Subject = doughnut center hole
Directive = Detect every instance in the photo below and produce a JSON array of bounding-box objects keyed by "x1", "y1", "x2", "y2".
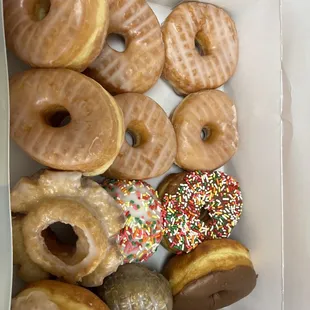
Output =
[
  {"x1": 201, "y1": 126, "x2": 212, "y2": 141},
  {"x1": 29, "y1": 0, "x2": 51, "y2": 21},
  {"x1": 107, "y1": 33, "x2": 126, "y2": 52},
  {"x1": 126, "y1": 121, "x2": 150, "y2": 148},
  {"x1": 42, "y1": 223, "x2": 78, "y2": 263},
  {"x1": 195, "y1": 39, "x2": 205, "y2": 56},
  {"x1": 42, "y1": 105, "x2": 71, "y2": 128},
  {"x1": 200, "y1": 208, "x2": 211, "y2": 224}
]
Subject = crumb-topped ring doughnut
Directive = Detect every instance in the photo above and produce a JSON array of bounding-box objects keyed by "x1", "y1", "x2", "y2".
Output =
[
  {"x1": 103, "y1": 179, "x2": 163, "y2": 263},
  {"x1": 158, "y1": 171, "x2": 243, "y2": 253}
]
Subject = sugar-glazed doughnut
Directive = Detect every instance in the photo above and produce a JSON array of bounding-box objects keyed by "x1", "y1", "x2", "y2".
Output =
[
  {"x1": 157, "y1": 171, "x2": 243, "y2": 254},
  {"x1": 172, "y1": 90, "x2": 238, "y2": 171},
  {"x1": 105, "y1": 93, "x2": 176, "y2": 179},
  {"x1": 85, "y1": 0, "x2": 165, "y2": 94},
  {"x1": 11, "y1": 170, "x2": 125, "y2": 284},
  {"x1": 162, "y1": 2, "x2": 238, "y2": 95},
  {"x1": 10, "y1": 69, "x2": 124, "y2": 176},
  {"x1": 4, "y1": 0, "x2": 109, "y2": 71}
]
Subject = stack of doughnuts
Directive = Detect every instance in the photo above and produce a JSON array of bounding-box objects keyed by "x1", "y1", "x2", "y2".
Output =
[{"x1": 5, "y1": 0, "x2": 257, "y2": 309}]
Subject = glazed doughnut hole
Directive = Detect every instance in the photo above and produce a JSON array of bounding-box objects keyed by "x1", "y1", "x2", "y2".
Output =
[
  {"x1": 201, "y1": 126, "x2": 212, "y2": 141},
  {"x1": 107, "y1": 33, "x2": 126, "y2": 52},
  {"x1": 125, "y1": 121, "x2": 150, "y2": 148},
  {"x1": 199, "y1": 208, "x2": 211, "y2": 224},
  {"x1": 42, "y1": 105, "x2": 71, "y2": 128},
  {"x1": 26, "y1": 0, "x2": 51, "y2": 21}
]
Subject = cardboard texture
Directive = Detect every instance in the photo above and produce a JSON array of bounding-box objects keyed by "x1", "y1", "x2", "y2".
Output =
[{"x1": 0, "y1": 0, "x2": 298, "y2": 309}]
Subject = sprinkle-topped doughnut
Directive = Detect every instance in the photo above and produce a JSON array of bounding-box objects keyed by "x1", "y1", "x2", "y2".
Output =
[
  {"x1": 103, "y1": 179, "x2": 163, "y2": 263},
  {"x1": 157, "y1": 171, "x2": 243, "y2": 254}
]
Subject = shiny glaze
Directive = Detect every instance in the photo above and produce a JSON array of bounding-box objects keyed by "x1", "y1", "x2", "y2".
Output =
[
  {"x1": 10, "y1": 69, "x2": 124, "y2": 175},
  {"x1": 162, "y1": 2, "x2": 239, "y2": 94},
  {"x1": 4, "y1": 0, "x2": 108, "y2": 71},
  {"x1": 172, "y1": 90, "x2": 238, "y2": 171},
  {"x1": 86, "y1": 0, "x2": 165, "y2": 94},
  {"x1": 105, "y1": 93, "x2": 176, "y2": 179}
]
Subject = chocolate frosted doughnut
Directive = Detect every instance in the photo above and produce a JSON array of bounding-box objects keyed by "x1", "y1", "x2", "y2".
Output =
[{"x1": 163, "y1": 239, "x2": 257, "y2": 310}]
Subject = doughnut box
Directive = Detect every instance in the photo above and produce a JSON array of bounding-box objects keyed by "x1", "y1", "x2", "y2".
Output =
[{"x1": 0, "y1": 0, "x2": 307, "y2": 309}]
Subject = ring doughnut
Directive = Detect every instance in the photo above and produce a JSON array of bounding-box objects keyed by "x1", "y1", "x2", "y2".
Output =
[
  {"x1": 157, "y1": 171, "x2": 243, "y2": 253},
  {"x1": 102, "y1": 179, "x2": 163, "y2": 263},
  {"x1": 4, "y1": 0, "x2": 109, "y2": 71},
  {"x1": 85, "y1": 0, "x2": 165, "y2": 94},
  {"x1": 162, "y1": 2, "x2": 238, "y2": 95},
  {"x1": 172, "y1": 90, "x2": 238, "y2": 171},
  {"x1": 12, "y1": 280, "x2": 110, "y2": 310},
  {"x1": 163, "y1": 239, "x2": 257, "y2": 310},
  {"x1": 10, "y1": 69, "x2": 124, "y2": 176},
  {"x1": 11, "y1": 170, "x2": 125, "y2": 284},
  {"x1": 105, "y1": 93, "x2": 176, "y2": 179}
]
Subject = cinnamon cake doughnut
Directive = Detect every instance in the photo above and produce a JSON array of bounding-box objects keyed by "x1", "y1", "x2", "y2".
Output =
[
  {"x1": 105, "y1": 93, "x2": 176, "y2": 179},
  {"x1": 162, "y1": 2, "x2": 239, "y2": 95},
  {"x1": 4, "y1": 0, "x2": 109, "y2": 71},
  {"x1": 10, "y1": 69, "x2": 124, "y2": 176},
  {"x1": 172, "y1": 90, "x2": 238, "y2": 171},
  {"x1": 85, "y1": 0, "x2": 165, "y2": 94}
]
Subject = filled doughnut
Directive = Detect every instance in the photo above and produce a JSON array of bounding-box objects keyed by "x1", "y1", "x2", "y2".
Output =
[
  {"x1": 99, "y1": 264, "x2": 173, "y2": 310},
  {"x1": 163, "y1": 239, "x2": 257, "y2": 310},
  {"x1": 12, "y1": 280, "x2": 109, "y2": 310},
  {"x1": 172, "y1": 90, "x2": 238, "y2": 171},
  {"x1": 4, "y1": 0, "x2": 109, "y2": 71},
  {"x1": 162, "y1": 2, "x2": 239, "y2": 95},
  {"x1": 10, "y1": 69, "x2": 124, "y2": 176},
  {"x1": 11, "y1": 170, "x2": 125, "y2": 284},
  {"x1": 105, "y1": 93, "x2": 176, "y2": 179},
  {"x1": 85, "y1": 0, "x2": 165, "y2": 94},
  {"x1": 102, "y1": 179, "x2": 163, "y2": 263},
  {"x1": 157, "y1": 171, "x2": 243, "y2": 253}
]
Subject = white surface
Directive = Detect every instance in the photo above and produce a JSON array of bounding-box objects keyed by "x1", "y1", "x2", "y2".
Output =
[{"x1": 6, "y1": 1, "x2": 284, "y2": 310}]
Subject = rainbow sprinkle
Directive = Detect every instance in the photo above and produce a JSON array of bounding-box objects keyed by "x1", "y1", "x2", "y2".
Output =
[
  {"x1": 102, "y1": 179, "x2": 163, "y2": 263},
  {"x1": 162, "y1": 171, "x2": 243, "y2": 254}
]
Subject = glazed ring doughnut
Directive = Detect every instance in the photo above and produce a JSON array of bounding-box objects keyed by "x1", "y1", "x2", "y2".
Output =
[
  {"x1": 105, "y1": 93, "x2": 176, "y2": 179},
  {"x1": 85, "y1": 0, "x2": 165, "y2": 94},
  {"x1": 4, "y1": 0, "x2": 109, "y2": 71},
  {"x1": 163, "y1": 239, "x2": 257, "y2": 310},
  {"x1": 157, "y1": 171, "x2": 243, "y2": 254},
  {"x1": 10, "y1": 69, "x2": 124, "y2": 176},
  {"x1": 11, "y1": 170, "x2": 125, "y2": 285},
  {"x1": 12, "y1": 280, "x2": 110, "y2": 310},
  {"x1": 162, "y1": 2, "x2": 238, "y2": 95},
  {"x1": 172, "y1": 90, "x2": 238, "y2": 171}
]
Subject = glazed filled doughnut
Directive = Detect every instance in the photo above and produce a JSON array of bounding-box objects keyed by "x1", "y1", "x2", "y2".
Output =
[
  {"x1": 102, "y1": 179, "x2": 163, "y2": 263},
  {"x1": 163, "y1": 239, "x2": 257, "y2": 310},
  {"x1": 172, "y1": 90, "x2": 238, "y2": 171},
  {"x1": 105, "y1": 93, "x2": 176, "y2": 179},
  {"x1": 12, "y1": 280, "x2": 110, "y2": 310},
  {"x1": 85, "y1": 0, "x2": 165, "y2": 94},
  {"x1": 157, "y1": 171, "x2": 243, "y2": 253},
  {"x1": 162, "y1": 2, "x2": 238, "y2": 95},
  {"x1": 10, "y1": 69, "x2": 124, "y2": 176},
  {"x1": 99, "y1": 264, "x2": 173, "y2": 310},
  {"x1": 11, "y1": 170, "x2": 125, "y2": 284},
  {"x1": 4, "y1": 0, "x2": 109, "y2": 71}
]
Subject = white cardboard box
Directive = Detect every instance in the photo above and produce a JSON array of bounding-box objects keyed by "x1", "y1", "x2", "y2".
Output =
[{"x1": 0, "y1": 0, "x2": 293, "y2": 309}]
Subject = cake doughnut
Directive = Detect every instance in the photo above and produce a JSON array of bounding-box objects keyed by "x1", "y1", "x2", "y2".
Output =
[
  {"x1": 105, "y1": 93, "x2": 177, "y2": 179},
  {"x1": 11, "y1": 170, "x2": 125, "y2": 284},
  {"x1": 85, "y1": 0, "x2": 165, "y2": 94},
  {"x1": 157, "y1": 171, "x2": 243, "y2": 253},
  {"x1": 4, "y1": 0, "x2": 109, "y2": 71},
  {"x1": 162, "y1": 2, "x2": 239, "y2": 95},
  {"x1": 12, "y1": 280, "x2": 110, "y2": 310},
  {"x1": 163, "y1": 239, "x2": 257, "y2": 310},
  {"x1": 102, "y1": 179, "x2": 163, "y2": 263},
  {"x1": 172, "y1": 90, "x2": 238, "y2": 171},
  {"x1": 99, "y1": 264, "x2": 173, "y2": 310},
  {"x1": 10, "y1": 69, "x2": 124, "y2": 176}
]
